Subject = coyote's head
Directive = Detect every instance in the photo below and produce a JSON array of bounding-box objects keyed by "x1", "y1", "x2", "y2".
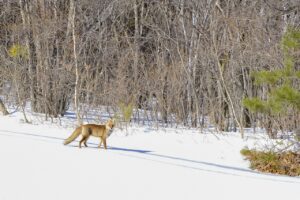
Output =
[{"x1": 106, "y1": 118, "x2": 115, "y2": 130}]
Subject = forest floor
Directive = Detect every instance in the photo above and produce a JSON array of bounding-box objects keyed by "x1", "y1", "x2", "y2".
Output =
[{"x1": 0, "y1": 109, "x2": 299, "y2": 200}]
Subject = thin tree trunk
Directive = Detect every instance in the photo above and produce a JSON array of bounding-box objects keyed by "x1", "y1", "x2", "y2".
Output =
[
  {"x1": 133, "y1": 0, "x2": 139, "y2": 86},
  {"x1": 217, "y1": 59, "x2": 244, "y2": 138},
  {"x1": 69, "y1": 0, "x2": 81, "y2": 125},
  {"x1": 0, "y1": 98, "x2": 9, "y2": 115},
  {"x1": 19, "y1": 0, "x2": 37, "y2": 112}
]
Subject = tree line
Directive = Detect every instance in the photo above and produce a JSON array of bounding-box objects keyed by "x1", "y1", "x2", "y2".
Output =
[{"x1": 0, "y1": 0, "x2": 299, "y2": 137}]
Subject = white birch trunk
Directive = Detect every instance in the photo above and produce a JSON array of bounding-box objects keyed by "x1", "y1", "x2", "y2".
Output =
[{"x1": 69, "y1": 0, "x2": 81, "y2": 125}]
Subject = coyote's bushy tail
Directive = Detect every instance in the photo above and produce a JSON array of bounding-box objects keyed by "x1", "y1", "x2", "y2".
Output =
[{"x1": 64, "y1": 127, "x2": 82, "y2": 145}]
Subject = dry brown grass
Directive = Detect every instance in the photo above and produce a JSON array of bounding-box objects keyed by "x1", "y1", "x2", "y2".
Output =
[{"x1": 241, "y1": 149, "x2": 300, "y2": 176}]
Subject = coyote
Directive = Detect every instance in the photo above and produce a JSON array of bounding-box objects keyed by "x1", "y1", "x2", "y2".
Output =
[{"x1": 64, "y1": 119, "x2": 115, "y2": 149}]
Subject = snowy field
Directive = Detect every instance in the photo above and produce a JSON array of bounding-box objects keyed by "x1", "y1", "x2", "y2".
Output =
[{"x1": 0, "y1": 110, "x2": 300, "y2": 200}]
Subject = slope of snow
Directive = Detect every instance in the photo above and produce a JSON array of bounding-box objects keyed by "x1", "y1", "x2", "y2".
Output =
[{"x1": 0, "y1": 111, "x2": 299, "y2": 200}]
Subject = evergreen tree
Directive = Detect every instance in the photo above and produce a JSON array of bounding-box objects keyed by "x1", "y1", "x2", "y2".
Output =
[{"x1": 243, "y1": 27, "x2": 300, "y2": 138}]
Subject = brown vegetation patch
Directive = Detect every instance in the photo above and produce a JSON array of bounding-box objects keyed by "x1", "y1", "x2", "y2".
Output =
[{"x1": 241, "y1": 149, "x2": 300, "y2": 176}]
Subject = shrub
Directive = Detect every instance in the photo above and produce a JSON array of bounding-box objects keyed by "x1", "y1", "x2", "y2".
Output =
[
  {"x1": 118, "y1": 102, "x2": 134, "y2": 133},
  {"x1": 119, "y1": 102, "x2": 133, "y2": 123},
  {"x1": 8, "y1": 44, "x2": 29, "y2": 59},
  {"x1": 241, "y1": 149, "x2": 300, "y2": 176}
]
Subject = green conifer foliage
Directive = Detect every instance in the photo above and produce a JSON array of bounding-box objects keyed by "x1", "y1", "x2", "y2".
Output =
[{"x1": 243, "y1": 27, "x2": 300, "y2": 130}]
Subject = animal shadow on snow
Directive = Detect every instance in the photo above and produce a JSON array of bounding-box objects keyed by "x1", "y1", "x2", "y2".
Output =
[{"x1": 70, "y1": 143, "x2": 151, "y2": 154}]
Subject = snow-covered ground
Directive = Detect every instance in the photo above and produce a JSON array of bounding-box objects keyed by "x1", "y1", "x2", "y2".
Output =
[{"x1": 0, "y1": 110, "x2": 299, "y2": 200}]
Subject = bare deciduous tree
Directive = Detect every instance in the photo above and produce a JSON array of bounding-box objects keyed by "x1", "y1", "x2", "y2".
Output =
[{"x1": 0, "y1": 0, "x2": 299, "y2": 136}]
